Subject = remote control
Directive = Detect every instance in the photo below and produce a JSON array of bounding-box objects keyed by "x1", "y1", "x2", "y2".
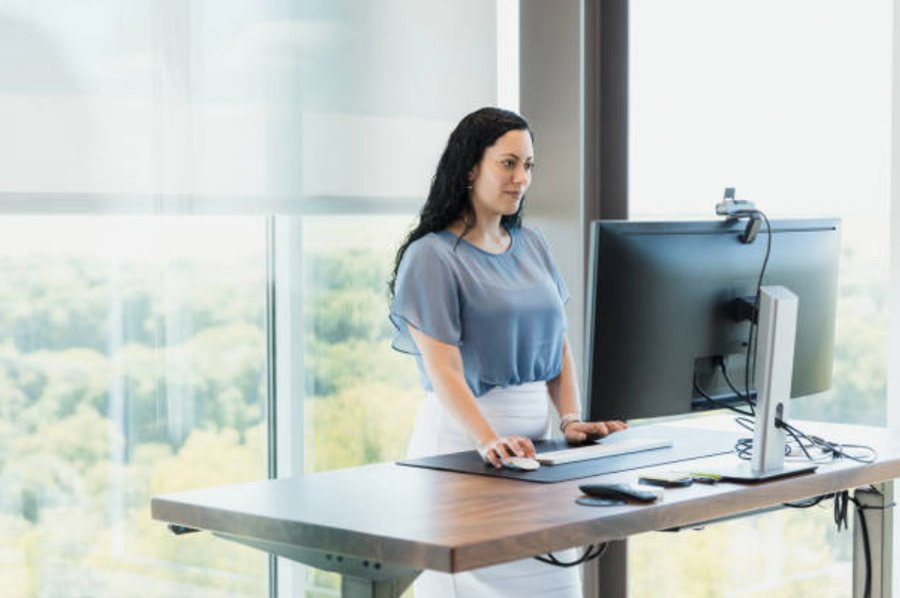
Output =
[{"x1": 579, "y1": 483, "x2": 659, "y2": 503}]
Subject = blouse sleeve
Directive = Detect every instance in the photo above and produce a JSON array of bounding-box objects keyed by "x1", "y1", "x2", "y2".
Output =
[
  {"x1": 390, "y1": 239, "x2": 462, "y2": 354},
  {"x1": 532, "y1": 227, "x2": 571, "y2": 304}
]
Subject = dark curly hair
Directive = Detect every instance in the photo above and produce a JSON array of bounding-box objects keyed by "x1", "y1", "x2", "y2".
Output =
[{"x1": 389, "y1": 107, "x2": 532, "y2": 298}]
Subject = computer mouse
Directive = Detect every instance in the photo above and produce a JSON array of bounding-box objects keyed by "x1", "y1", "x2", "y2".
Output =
[{"x1": 500, "y1": 456, "x2": 540, "y2": 471}]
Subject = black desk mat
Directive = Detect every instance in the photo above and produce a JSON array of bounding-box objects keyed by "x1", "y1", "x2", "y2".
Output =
[{"x1": 397, "y1": 425, "x2": 741, "y2": 483}]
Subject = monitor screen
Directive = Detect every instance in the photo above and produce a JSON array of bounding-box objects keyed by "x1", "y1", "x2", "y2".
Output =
[{"x1": 585, "y1": 218, "x2": 841, "y2": 422}]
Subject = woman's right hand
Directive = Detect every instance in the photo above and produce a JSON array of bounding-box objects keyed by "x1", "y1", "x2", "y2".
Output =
[
  {"x1": 476, "y1": 435, "x2": 536, "y2": 468},
  {"x1": 563, "y1": 419, "x2": 629, "y2": 444}
]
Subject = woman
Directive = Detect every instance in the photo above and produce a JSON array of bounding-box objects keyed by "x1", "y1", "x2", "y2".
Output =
[{"x1": 389, "y1": 107, "x2": 627, "y2": 598}]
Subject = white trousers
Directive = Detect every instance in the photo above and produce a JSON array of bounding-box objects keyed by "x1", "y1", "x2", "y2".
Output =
[{"x1": 405, "y1": 382, "x2": 583, "y2": 598}]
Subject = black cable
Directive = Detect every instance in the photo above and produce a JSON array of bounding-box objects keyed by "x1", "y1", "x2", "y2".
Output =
[
  {"x1": 693, "y1": 374, "x2": 753, "y2": 417},
  {"x1": 783, "y1": 493, "x2": 833, "y2": 509},
  {"x1": 742, "y1": 210, "x2": 772, "y2": 405},
  {"x1": 719, "y1": 359, "x2": 753, "y2": 414},
  {"x1": 732, "y1": 416, "x2": 755, "y2": 459},
  {"x1": 821, "y1": 441, "x2": 878, "y2": 463},
  {"x1": 849, "y1": 486, "x2": 896, "y2": 598},
  {"x1": 697, "y1": 208, "x2": 769, "y2": 420},
  {"x1": 783, "y1": 488, "x2": 895, "y2": 598},
  {"x1": 857, "y1": 501, "x2": 872, "y2": 598},
  {"x1": 734, "y1": 416, "x2": 755, "y2": 432},
  {"x1": 734, "y1": 438, "x2": 753, "y2": 460},
  {"x1": 780, "y1": 420, "x2": 814, "y2": 461},
  {"x1": 835, "y1": 490, "x2": 850, "y2": 531},
  {"x1": 730, "y1": 416, "x2": 877, "y2": 465},
  {"x1": 779, "y1": 421, "x2": 877, "y2": 464},
  {"x1": 843, "y1": 490, "x2": 872, "y2": 598},
  {"x1": 792, "y1": 487, "x2": 896, "y2": 598},
  {"x1": 534, "y1": 543, "x2": 607, "y2": 567},
  {"x1": 534, "y1": 543, "x2": 605, "y2": 567}
]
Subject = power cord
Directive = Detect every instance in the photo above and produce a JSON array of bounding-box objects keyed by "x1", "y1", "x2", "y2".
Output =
[
  {"x1": 741, "y1": 208, "x2": 772, "y2": 405},
  {"x1": 778, "y1": 420, "x2": 877, "y2": 464},
  {"x1": 719, "y1": 358, "x2": 754, "y2": 415},
  {"x1": 729, "y1": 416, "x2": 877, "y2": 464},
  {"x1": 534, "y1": 543, "x2": 608, "y2": 567},
  {"x1": 785, "y1": 487, "x2": 894, "y2": 598},
  {"x1": 846, "y1": 488, "x2": 896, "y2": 598},
  {"x1": 693, "y1": 372, "x2": 753, "y2": 417},
  {"x1": 698, "y1": 198, "x2": 771, "y2": 419},
  {"x1": 694, "y1": 376, "x2": 878, "y2": 465}
]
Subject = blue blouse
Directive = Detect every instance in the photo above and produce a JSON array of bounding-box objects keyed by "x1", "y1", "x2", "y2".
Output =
[{"x1": 390, "y1": 226, "x2": 570, "y2": 397}]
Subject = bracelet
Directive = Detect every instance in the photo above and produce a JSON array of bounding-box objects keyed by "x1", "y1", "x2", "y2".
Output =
[{"x1": 559, "y1": 413, "x2": 582, "y2": 434}]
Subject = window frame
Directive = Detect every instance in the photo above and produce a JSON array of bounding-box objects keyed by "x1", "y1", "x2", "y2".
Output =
[{"x1": 587, "y1": 1, "x2": 900, "y2": 596}]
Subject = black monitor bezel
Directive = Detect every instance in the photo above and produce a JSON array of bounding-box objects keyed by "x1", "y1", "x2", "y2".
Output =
[{"x1": 584, "y1": 218, "x2": 841, "y2": 422}]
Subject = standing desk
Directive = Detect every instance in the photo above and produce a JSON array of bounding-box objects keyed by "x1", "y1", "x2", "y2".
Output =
[{"x1": 152, "y1": 421, "x2": 899, "y2": 598}]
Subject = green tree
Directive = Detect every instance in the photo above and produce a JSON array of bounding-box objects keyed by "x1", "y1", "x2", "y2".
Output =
[{"x1": 306, "y1": 382, "x2": 422, "y2": 472}]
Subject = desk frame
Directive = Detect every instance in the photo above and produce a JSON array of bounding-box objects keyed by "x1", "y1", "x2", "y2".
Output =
[{"x1": 152, "y1": 423, "x2": 899, "y2": 598}]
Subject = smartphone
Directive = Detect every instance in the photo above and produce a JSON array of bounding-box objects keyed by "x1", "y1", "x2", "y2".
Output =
[{"x1": 638, "y1": 472, "x2": 693, "y2": 488}]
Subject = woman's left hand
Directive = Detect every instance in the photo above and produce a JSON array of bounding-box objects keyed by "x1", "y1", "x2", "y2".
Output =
[{"x1": 563, "y1": 420, "x2": 628, "y2": 444}]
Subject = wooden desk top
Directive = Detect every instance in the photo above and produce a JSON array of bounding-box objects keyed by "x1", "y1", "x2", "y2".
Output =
[{"x1": 151, "y1": 420, "x2": 900, "y2": 574}]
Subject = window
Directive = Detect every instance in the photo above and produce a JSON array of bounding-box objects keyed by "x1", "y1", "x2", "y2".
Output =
[
  {"x1": 0, "y1": 216, "x2": 268, "y2": 596},
  {"x1": 1, "y1": 1, "x2": 513, "y2": 596},
  {"x1": 627, "y1": 1, "x2": 891, "y2": 594},
  {"x1": 301, "y1": 215, "x2": 421, "y2": 475}
]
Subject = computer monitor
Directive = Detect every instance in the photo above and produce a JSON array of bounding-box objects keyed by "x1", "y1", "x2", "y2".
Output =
[{"x1": 584, "y1": 218, "x2": 840, "y2": 425}]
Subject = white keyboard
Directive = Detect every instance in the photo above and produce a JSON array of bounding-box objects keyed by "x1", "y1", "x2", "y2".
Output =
[{"x1": 535, "y1": 437, "x2": 673, "y2": 466}]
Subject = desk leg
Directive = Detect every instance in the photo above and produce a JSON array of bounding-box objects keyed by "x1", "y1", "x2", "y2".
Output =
[
  {"x1": 342, "y1": 574, "x2": 418, "y2": 598},
  {"x1": 853, "y1": 483, "x2": 894, "y2": 598},
  {"x1": 589, "y1": 539, "x2": 626, "y2": 598}
]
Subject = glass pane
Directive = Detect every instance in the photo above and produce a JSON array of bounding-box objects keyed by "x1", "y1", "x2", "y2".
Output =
[
  {"x1": 288, "y1": 1, "x2": 505, "y2": 595},
  {"x1": 0, "y1": 216, "x2": 268, "y2": 596},
  {"x1": 302, "y1": 215, "x2": 421, "y2": 474},
  {"x1": 628, "y1": 1, "x2": 890, "y2": 595},
  {"x1": 629, "y1": 0, "x2": 891, "y2": 423},
  {"x1": 630, "y1": 506, "x2": 853, "y2": 598}
]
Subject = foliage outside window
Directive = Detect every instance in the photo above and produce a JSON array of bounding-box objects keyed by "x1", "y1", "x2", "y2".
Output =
[{"x1": 0, "y1": 218, "x2": 268, "y2": 596}]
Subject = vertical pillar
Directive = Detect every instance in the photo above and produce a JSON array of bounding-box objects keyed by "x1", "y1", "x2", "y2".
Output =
[{"x1": 521, "y1": 1, "x2": 629, "y2": 596}]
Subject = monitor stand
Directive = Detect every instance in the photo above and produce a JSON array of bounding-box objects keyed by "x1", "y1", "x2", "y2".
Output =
[
  {"x1": 713, "y1": 460, "x2": 818, "y2": 483},
  {"x1": 722, "y1": 286, "x2": 818, "y2": 483}
]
